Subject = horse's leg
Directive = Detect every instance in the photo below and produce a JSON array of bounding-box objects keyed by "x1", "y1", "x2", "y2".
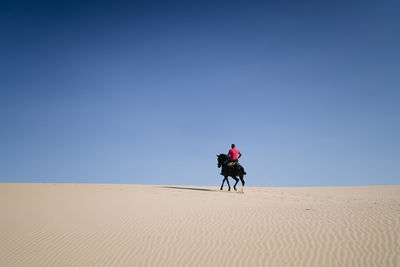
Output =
[
  {"x1": 233, "y1": 177, "x2": 239, "y2": 191},
  {"x1": 239, "y1": 174, "x2": 245, "y2": 192},
  {"x1": 220, "y1": 177, "x2": 226, "y2": 190},
  {"x1": 226, "y1": 176, "x2": 231, "y2": 191}
]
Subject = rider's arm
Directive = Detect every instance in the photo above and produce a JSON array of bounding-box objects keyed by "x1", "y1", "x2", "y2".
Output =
[{"x1": 238, "y1": 152, "x2": 242, "y2": 159}]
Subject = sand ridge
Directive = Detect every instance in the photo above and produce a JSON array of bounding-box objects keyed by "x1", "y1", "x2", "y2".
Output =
[{"x1": 0, "y1": 183, "x2": 399, "y2": 266}]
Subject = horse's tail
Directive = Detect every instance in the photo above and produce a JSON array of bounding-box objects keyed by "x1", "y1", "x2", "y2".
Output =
[{"x1": 240, "y1": 166, "x2": 246, "y2": 175}]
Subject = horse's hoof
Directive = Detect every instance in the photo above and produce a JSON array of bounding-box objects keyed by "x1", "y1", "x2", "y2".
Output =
[
  {"x1": 228, "y1": 188, "x2": 231, "y2": 191},
  {"x1": 234, "y1": 188, "x2": 237, "y2": 191}
]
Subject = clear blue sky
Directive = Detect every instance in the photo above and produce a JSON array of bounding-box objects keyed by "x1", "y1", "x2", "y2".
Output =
[{"x1": 1, "y1": 0, "x2": 399, "y2": 186}]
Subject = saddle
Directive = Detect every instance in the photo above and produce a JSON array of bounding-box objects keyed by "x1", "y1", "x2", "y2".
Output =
[{"x1": 227, "y1": 161, "x2": 238, "y2": 167}]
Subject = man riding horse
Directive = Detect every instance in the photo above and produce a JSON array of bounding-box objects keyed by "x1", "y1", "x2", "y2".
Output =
[
  {"x1": 217, "y1": 144, "x2": 246, "y2": 192},
  {"x1": 221, "y1": 144, "x2": 242, "y2": 175}
]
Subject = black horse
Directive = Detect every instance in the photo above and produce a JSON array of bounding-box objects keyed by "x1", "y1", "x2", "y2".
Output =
[{"x1": 217, "y1": 154, "x2": 246, "y2": 192}]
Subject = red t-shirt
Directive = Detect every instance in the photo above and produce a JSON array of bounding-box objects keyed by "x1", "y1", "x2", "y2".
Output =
[{"x1": 228, "y1": 148, "x2": 240, "y2": 160}]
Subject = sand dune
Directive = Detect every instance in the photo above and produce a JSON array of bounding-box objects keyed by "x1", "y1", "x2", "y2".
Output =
[{"x1": 0, "y1": 183, "x2": 399, "y2": 266}]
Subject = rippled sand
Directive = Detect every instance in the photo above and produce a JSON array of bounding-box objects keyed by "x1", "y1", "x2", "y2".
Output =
[{"x1": 0, "y1": 183, "x2": 399, "y2": 266}]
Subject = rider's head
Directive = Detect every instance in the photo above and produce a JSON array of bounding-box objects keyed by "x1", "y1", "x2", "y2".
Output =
[{"x1": 231, "y1": 144, "x2": 235, "y2": 148}]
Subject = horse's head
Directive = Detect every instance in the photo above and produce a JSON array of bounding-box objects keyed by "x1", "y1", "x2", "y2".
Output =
[{"x1": 217, "y1": 154, "x2": 228, "y2": 168}]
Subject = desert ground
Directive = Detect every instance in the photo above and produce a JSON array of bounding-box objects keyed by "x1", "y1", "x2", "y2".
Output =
[{"x1": 0, "y1": 183, "x2": 399, "y2": 266}]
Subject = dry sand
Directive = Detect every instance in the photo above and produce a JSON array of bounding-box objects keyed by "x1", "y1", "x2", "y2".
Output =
[{"x1": 0, "y1": 183, "x2": 399, "y2": 266}]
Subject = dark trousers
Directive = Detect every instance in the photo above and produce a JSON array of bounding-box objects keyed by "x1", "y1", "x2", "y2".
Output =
[{"x1": 221, "y1": 159, "x2": 238, "y2": 175}]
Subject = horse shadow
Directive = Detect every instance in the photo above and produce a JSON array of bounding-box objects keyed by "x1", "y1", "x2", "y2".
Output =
[{"x1": 161, "y1": 186, "x2": 215, "y2": 192}]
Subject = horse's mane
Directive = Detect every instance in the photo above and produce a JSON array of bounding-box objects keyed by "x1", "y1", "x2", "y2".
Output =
[{"x1": 218, "y1": 154, "x2": 228, "y2": 160}]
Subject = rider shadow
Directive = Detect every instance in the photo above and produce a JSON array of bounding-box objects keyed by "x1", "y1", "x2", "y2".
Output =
[{"x1": 161, "y1": 186, "x2": 215, "y2": 192}]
